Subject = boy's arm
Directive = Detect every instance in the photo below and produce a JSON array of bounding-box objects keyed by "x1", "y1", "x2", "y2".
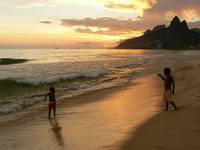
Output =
[
  {"x1": 44, "y1": 93, "x2": 49, "y2": 102},
  {"x1": 158, "y1": 73, "x2": 165, "y2": 81},
  {"x1": 172, "y1": 77, "x2": 175, "y2": 94}
]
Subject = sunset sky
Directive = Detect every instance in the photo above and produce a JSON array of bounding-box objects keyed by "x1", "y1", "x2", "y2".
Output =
[{"x1": 0, "y1": 0, "x2": 199, "y2": 49}]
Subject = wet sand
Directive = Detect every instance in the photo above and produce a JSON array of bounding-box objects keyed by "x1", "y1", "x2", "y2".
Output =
[{"x1": 0, "y1": 75, "x2": 162, "y2": 150}]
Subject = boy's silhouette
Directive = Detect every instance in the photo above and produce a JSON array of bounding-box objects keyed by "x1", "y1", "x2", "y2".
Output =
[
  {"x1": 44, "y1": 87, "x2": 57, "y2": 118},
  {"x1": 158, "y1": 68, "x2": 178, "y2": 111}
]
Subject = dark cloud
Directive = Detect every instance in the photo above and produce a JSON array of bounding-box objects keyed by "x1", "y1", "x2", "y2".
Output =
[
  {"x1": 146, "y1": 0, "x2": 200, "y2": 14},
  {"x1": 61, "y1": 17, "x2": 144, "y2": 32},
  {"x1": 61, "y1": 16, "x2": 170, "y2": 35},
  {"x1": 61, "y1": 16, "x2": 200, "y2": 36},
  {"x1": 137, "y1": 0, "x2": 200, "y2": 30},
  {"x1": 141, "y1": 0, "x2": 200, "y2": 22},
  {"x1": 104, "y1": 0, "x2": 200, "y2": 17},
  {"x1": 40, "y1": 21, "x2": 52, "y2": 24},
  {"x1": 104, "y1": 0, "x2": 200, "y2": 29}
]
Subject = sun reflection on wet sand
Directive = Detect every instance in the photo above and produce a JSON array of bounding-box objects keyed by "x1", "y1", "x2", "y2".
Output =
[{"x1": 0, "y1": 75, "x2": 162, "y2": 150}]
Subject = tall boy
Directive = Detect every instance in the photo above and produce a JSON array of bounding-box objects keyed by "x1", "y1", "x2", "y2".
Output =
[{"x1": 158, "y1": 68, "x2": 178, "y2": 111}]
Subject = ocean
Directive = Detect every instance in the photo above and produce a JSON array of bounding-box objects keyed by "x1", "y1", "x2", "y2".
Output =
[
  {"x1": 1, "y1": 49, "x2": 200, "y2": 150},
  {"x1": 0, "y1": 49, "x2": 197, "y2": 114}
]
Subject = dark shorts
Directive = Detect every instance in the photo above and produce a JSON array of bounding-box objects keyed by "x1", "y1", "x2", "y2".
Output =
[{"x1": 49, "y1": 101, "x2": 56, "y2": 109}]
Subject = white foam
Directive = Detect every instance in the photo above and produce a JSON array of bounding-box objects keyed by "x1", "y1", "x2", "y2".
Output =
[
  {"x1": 0, "y1": 77, "x2": 129, "y2": 114},
  {"x1": 0, "y1": 103, "x2": 22, "y2": 114},
  {"x1": 15, "y1": 69, "x2": 107, "y2": 85},
  {"x1": 0, "y1": 97, "x2": 42, "y2": 114}
]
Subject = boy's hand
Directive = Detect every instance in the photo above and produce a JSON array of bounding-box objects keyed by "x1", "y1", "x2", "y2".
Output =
[
  {"x1": 172, "y1": 90, "x2": 175, "y2": 95},
  {"x1": 157, "y1": 73, "x2": 162, "y2": 77}
]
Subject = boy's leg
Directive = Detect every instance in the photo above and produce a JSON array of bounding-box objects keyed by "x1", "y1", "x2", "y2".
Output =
[
  {"x1": 53, "y1": 106, "x2": 56, "y2": 116},
  {"x1": 166, "y1": 102, "x2": 169, "y2": 111},
  {"x1": 49, "y1": 108, "x2": 52, "y2": 118},
  {"x1": 170, "y1": 101, "x2": 177, "y2": 111}
]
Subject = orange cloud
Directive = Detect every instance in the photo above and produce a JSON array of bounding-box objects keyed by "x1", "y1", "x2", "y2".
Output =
[
  {"x1": 61, "y1": 17, "x2": 145, "y2": 32},
  {"x1": 103, "y1": 0, "x2": 157, "y2": 15}
]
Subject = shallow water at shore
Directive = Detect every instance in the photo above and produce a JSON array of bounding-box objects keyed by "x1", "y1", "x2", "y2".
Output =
[
  {"x1": 0, "y1": 49, "x2": 160, "y2": 114},
  {"x1": 0, "y1": 75, "x2": 161, "y2": 150}
]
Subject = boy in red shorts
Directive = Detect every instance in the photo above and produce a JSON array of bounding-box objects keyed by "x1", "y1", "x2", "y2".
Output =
[{"x1": 44, "y1": 87, "x2": 56, "y2": 118}]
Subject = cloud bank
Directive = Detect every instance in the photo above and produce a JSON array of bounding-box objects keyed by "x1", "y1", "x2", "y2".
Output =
[{"x1": 60, "y1": 0, "x2": 200, "y2": 36}]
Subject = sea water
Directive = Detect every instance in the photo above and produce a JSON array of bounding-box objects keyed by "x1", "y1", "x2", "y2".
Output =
[
  {"x1": 1, "y1": 49, "x2": 200, "y2": 150},
  {"x1": 0, "y1": 49, "x2": 195, "y2": 114}
]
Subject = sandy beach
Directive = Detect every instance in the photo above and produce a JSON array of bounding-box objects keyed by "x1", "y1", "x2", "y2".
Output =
[
  {"x1": 121, "y1": 53, "x2": 200, "y2": 150},
  {"x1": 0, "y1": 51, "x2": 200, "y2": 150}
]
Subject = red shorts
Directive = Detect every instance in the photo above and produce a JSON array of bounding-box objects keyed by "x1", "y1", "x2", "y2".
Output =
[{"x1": 48, "y1": 102, "x2": 56, "y2": 109}]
